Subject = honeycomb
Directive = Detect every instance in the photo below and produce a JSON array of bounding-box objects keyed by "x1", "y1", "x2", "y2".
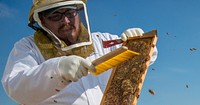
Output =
[{"x1": 100, "y1": 30, "x2": 158, "y2": 105}]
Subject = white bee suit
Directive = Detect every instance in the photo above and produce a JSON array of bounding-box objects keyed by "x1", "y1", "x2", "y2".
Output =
[{"x1": 2, "y1": 32, "x2": 158, "y2": 105}]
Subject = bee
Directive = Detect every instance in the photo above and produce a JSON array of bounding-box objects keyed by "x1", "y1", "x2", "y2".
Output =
[
  {"x1": 148, "y1": 89, "x2": 155, "y2": 95},
  {"x1": 190, "y1": 48, "x2": 197, "y2": 51},
  {"x1": 53, "y1": 100, "x2": 58, "y2": 103},
  {"x1": 186, "y1": 85, "x2": 189, "y2": 88}
]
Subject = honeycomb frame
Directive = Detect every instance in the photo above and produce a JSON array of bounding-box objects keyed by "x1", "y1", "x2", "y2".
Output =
[{"x1": 100, "y1": 30, "x2": 158, "y2": 105}]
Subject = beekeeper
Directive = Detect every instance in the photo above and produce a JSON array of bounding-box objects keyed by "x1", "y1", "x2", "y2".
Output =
[{"x1": 1, "y1": 0, "x2": 158, "y2": 104}]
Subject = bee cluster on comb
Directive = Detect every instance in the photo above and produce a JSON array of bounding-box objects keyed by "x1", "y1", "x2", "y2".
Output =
[{"x1": 100, "y1": 30, "x2": 158, "y2": 105}]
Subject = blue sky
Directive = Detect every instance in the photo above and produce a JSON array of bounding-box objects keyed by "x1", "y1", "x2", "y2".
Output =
[{"x1": 1, "y1": 0, "x2": 200, "y2": 105}]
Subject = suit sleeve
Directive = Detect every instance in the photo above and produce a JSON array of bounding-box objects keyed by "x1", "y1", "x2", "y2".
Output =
[{"x1": 1, "y1": 38, "x2": 68, "y2": 104}]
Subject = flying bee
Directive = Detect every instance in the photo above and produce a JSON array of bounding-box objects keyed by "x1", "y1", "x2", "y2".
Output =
[{"x1": 148, "y1": 89, "x2": 155, "y2": 95}]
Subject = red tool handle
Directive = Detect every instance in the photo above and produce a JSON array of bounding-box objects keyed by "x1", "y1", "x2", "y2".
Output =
[{"x1": 102, "y1": 39, "x2": 123, "y2": 48}]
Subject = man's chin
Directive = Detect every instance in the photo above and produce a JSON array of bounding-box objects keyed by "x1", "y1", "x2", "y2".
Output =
[{"x1": 58, "y1": 30, "x2": 71, "y2": 37}]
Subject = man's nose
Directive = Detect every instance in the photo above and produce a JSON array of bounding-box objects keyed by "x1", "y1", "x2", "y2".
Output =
[{"x1": 61, "y1": 16, "x2": 70, "y2": 23}]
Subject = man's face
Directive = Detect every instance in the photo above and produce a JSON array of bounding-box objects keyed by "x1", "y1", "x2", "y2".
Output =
[{"x1": 41, "y1": 8, "x2": 81, "y2": 45}]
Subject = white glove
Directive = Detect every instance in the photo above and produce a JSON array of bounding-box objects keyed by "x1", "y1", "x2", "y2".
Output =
[
  {"x1": 121, "y1": 28, "x2": 144, "y2": 41},
  {"x1": 58, "y1": 55, "x2": 96, "y2": 82}
]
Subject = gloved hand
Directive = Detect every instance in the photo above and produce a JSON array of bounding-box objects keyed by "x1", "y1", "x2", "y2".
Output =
[
  {"x1": 121, "y1": 28, "x2": 144, "y2": 41},
  {"x1": 58, "y1": 55, "x2": 96, "y2": 82}
]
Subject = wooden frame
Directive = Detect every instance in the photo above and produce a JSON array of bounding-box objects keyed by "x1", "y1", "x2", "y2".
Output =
[{"x1": 100, "y1": 30, "x2": 158, "y2": 105}]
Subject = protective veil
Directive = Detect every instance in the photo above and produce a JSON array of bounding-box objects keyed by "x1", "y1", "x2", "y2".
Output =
[{"x1": 29, "y1": 0, "x2": 93, "y2": 59}]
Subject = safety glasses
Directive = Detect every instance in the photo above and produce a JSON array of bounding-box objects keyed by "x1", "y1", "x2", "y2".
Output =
[{"x1": 45, "y1": 9, "x2": 79, "y2": 21}]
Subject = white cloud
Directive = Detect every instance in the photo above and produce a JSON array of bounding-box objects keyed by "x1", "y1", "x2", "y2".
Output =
[{"x1": 0, "y1": 3, "x2": 17, "y2": 18}]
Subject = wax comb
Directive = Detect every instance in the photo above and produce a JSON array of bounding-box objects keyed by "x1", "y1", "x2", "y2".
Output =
[
  {"x1": 89, "y1": 46, "x2": 139, "y2": 75},
  {"x1": 100, "y1": 30, "x2": 158, "y2": 105}
]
